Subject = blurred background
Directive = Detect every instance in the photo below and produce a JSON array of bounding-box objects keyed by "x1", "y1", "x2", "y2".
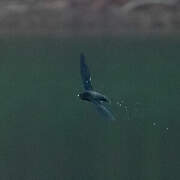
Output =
[
  {"x1": 0, "y1": 1, "x2": 180, "y2": 180},
  {"x1": 0, "y1": 0, "x2": 180, "y2": 35}
]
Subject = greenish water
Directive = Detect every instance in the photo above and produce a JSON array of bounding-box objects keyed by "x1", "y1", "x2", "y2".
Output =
[{"x1": 0, "y1": 37, "x2": 180, "y2": 180}]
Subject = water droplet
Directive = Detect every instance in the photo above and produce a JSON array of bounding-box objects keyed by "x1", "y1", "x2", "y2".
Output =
[
  {"x1": 153, "y1": 122, "x2": 156, "y2": 126},
  {"x1": 116, "y1": 101, "x2": 123, "y2": 107}
]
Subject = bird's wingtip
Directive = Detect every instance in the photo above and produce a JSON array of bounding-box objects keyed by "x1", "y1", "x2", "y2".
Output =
[{"x1": 80, "y1": 52, "x2": 85, "y2": 58}]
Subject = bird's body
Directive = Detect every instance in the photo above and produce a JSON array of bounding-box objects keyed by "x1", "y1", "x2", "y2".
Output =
[
  {"x1": 78, "y1": 90, "x2": 110, "y2": 103},
  {"x1": 78, "y1": 53, "x2": 115, "y2": 120}
]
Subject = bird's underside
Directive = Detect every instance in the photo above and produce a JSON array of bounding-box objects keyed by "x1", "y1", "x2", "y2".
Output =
[{"x1": 86, "y1": 90, "x2": 110, "y2": 103}]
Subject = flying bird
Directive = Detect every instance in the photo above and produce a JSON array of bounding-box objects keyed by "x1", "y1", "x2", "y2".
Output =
[{"x1": 78, "y1": 53, "x2": 115, "y2": 120}]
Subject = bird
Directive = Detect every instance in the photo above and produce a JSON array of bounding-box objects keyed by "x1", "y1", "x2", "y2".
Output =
[{"x1": 78, "y1": 53, "x2": 115, "y2": 120}]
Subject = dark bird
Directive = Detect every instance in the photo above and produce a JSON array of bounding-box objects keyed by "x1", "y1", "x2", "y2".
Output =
[{"x1": 78, "y1": 53, "x2": 115, "y2": 120}]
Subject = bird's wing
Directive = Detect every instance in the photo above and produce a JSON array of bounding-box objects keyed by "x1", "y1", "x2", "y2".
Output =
[
  {"x1": 92, "y1": 100, "x2": 115, "y2": 121},
  {"x1": 80, "y1": 53, "x2": 93, "y2": 90}
]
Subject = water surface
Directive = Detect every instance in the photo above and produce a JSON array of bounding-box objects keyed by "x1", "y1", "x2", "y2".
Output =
[{"x1": 0, "y1": 37, "x2": 180, "y2": 180}]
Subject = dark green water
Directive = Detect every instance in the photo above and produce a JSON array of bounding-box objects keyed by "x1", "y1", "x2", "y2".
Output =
[{"x1": 0, "y1": 37, "x2": 180, "y2": 180}]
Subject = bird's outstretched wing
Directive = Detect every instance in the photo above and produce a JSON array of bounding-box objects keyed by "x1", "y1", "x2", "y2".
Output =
[
  {"x1": 80, "y1": 53, "x2": 93, "y2": 90},
  {"x1": 92, "y1": 100, "x2": 115, "y2": 121}
]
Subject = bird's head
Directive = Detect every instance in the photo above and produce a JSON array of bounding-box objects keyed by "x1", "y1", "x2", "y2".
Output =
[{"x1": 77, "y1": 93, "x2": 84, "y2": 100}]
